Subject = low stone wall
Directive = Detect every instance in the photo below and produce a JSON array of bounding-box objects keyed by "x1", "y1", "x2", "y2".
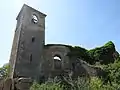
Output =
[
  {"x1": 0, "y1": 79, "x2": 4, "y2": 90},
  {"x1": 0, "y1": 78, "x2": 33, "y2": 90},
  {"x1": 15, "y1": 77, "x2": 33, "y2": 90},
  {"x1": 0, "y1": 78, "x2": 12, "y2": 90}
]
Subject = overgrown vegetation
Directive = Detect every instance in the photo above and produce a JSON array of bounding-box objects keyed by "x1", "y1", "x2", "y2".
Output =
[
  {"x1": 0, "y1": 41, "x2": 120, "y2": 89},
  {"x1": 30, "y1": 59, "x2": 120, "y2": 90},
  {"x1": 30, "y1": 77, "x2": 120, "y2": 90},
  {"x1": 0, "y1": 63, "x2": 9, "y2": 80},
  {"x1": 67, "y1": 41, "x2": 119, "y2": 64},
  {"x1": 103, "y1": 58, "x2": 120, "y2": 85},
  {"x1": 30, "y1": 41, "x2": 120, "y2": 90}
]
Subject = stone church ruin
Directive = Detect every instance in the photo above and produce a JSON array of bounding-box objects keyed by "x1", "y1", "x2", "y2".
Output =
[{"x1": 0, "y1": 4, "x2": 112, "y2": 90}]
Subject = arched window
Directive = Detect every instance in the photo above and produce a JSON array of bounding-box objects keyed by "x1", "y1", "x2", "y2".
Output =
[{"x1": 53, "y1": 55, "x2": 62, "y2": 69}]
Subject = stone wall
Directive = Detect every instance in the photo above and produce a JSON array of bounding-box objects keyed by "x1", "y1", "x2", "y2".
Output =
[
  {"x1": 0, "y1": 78, "x2": 12, "y2": 90},
  {"x1": 0, "y1": 78, "x2": 33, "y2": 90},
  {"x1": 41, "y1": 44, "x2": 71, "y2": 79}
]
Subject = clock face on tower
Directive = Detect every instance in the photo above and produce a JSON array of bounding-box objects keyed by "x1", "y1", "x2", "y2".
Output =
[{"x1": 32, "y1": 14, "x2": 38, "y2": 24}]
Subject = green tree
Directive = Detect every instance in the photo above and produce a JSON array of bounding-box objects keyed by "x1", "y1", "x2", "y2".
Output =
[{"x1": 0, "y1": 63, "x2": 10, "y2": 79}]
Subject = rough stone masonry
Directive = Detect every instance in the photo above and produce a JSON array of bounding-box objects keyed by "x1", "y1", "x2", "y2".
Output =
[
  {"x1": 0, "y1": 4, "x2": 108, "y2": 90},
  {"x1": 7, "y1": 4, "x2": 89, "y2": 90}
]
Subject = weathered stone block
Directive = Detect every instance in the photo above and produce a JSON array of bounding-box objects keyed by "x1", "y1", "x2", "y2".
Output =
[
  {"x1": 15, "y1": 77, "x2": 33, "y2": 90},
  {"x1": 0, "y1": 80, "x2": 4, "y2": 90},
  {"x1": 3, "y1": 78, "x2": 12, "y2": 90}
]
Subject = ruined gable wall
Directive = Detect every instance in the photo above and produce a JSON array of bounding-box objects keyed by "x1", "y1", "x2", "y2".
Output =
[{"x1": 41, "y1": 44, "x2": 71, "y2": 78}]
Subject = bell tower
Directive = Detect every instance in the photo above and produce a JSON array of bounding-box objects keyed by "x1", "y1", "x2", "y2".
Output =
[{"x1": 9, "y1": 4, "x2": 46, "y2": 80}]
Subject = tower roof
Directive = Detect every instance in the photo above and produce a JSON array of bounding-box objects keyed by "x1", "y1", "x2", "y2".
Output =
[{"x1": 16, "y1": 4, "x2": 47, "y2": 20}]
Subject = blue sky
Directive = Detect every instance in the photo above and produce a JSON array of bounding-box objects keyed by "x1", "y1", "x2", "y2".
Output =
[{"x1": 0, "y1": 0, "x2": 120, "y2": 66}]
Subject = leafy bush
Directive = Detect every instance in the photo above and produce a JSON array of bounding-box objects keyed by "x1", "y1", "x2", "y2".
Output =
[
  {"x1": 87, "y1": 41, "x2": 117, "y2": 64},
  {"x1": 30, "y1": 77, "x2": 119, "y2": 90},
  {"x1": 30, "y1": 81, "x2": 62, "y2": 90},
  {"x1": 103, "y1": 59, "x2": 120, "y2": 85},
  {"x1": 66, "y1": 41, "x2": 119, "y2": 65},
  {"x1": 0, "y1": 63, "x2": 10, "y2": 79}
]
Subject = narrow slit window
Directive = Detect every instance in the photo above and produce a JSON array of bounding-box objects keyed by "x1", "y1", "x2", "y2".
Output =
[
  {"x1": 72, "y1": 63, "x2": 75, "y2": 70},
  {"x1": 30, "y1": 54, "x2": 32, "y2": 63},
  {"x1": 32, "y1": 37, "x2": 35, "y2": 42}
]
